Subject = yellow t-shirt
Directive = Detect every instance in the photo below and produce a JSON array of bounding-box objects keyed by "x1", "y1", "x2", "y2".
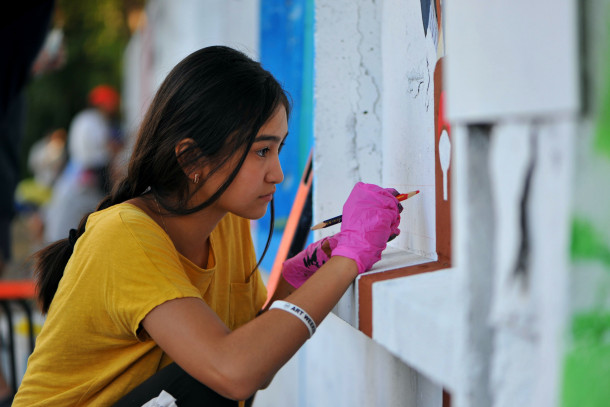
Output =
[{"x1": 13, "y1": 203, "x2": 267, "y2": 406}]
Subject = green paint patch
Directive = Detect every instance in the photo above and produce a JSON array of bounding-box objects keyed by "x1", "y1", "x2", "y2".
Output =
[
  {"x1": 562, "y1": 342, "x2": 610, "y2": 406},
  {"x1": 570, "y1": 218, "x2": 610, "y2": 268},
  {"x1": 562, "y1": 311, "x2": 610, "y2": 407},
  {"x1": 571, "y1": 311, "x2": 610, "y2": 342}
]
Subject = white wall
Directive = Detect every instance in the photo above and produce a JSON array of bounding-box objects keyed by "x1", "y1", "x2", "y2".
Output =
[
  {"x1": 312, "y1": 0, "x2": 383, "y2": 223},
  {"x1": 269, "y1": 0, "x2": 589, "y2": 406},
  {"x1": 255, "y1": 313, "x2": 440, "y2": 407},
  {"x1": 381, "y1": 0, "x2": 439, "y2": 259},
  {"x1": 313, "y1": 0, "x2": 438, "y2": 261},
  {"x1": 445, "y1": 1, "x2": 579, "y2": 406},
  {"x1": 444, "y1": 0, "x2": 579, "y2": 121}
]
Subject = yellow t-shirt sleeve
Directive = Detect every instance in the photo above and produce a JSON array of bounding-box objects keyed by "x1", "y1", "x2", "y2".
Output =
[{"x1": 90, "y1": 207, "x2": 202, "y2": 339}]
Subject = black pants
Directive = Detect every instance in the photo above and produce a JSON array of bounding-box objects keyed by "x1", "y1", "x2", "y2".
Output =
[{"x1": 113, "y1": 363, "x2": 255, "y2": 407}]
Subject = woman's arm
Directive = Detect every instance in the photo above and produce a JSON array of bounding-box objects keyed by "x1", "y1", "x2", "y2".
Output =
[
  {"x1": 142, "y1": 255, "x2": 358, "y2": 401},
  {"x1": 265, "y1": 236, "x2": 333, "y2": 307},
  {"x1": 264, "y1": 274, "x2": 296, "y2": 308},
  {"x1": 143, "y1": 182, "x2": 400, "y2": 400}
]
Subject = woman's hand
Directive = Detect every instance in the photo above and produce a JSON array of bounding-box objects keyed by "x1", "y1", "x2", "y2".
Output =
[
  {"x1": 282, "y1": 182, "x2": 402, "y2": 288},
  {"x1": 332, "y1": 182, "x2": 402, "y2": 273}
]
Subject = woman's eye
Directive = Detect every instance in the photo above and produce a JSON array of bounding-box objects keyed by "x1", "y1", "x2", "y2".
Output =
[{"x1": 256, "y1": 147, "x2": 270, "y2": 157}]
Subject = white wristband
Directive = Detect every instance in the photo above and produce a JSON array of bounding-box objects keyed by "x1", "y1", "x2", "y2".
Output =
[{"x1": 270, "y1": 300, "x2": 316, "y2": 338}]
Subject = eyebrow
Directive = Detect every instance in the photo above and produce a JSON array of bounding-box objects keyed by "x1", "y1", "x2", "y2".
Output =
[{"x1": 254, "y1": 132, "x2": 289, "y2": 143}]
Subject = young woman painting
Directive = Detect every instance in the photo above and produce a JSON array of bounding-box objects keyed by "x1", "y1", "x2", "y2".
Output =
[{"x1": 13, "y1": 46, "x2": 402, "y2": 406}]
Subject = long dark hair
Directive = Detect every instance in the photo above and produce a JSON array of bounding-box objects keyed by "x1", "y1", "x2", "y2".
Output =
[{"x1": 35, "y1": 46, "x2": 291, "y2": 313}]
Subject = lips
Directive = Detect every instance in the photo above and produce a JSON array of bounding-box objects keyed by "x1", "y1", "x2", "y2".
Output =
[{"x1": 259, "y1": 190, "x2": 275, "y2": 202}]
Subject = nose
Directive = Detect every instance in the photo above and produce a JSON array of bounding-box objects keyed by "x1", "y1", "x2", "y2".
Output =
[{"x1": 266, "y1": 154, "x2": 284, "y2": 184}]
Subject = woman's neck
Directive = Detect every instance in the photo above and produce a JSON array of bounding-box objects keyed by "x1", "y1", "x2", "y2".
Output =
[{"x1": 127, "y1": 196, "x2": 226, "y2": 268}]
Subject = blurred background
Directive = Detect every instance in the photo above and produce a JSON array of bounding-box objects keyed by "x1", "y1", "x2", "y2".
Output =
[
  {"x1": 6, "y1": 0, "x2": 146, "y2": 278},
  {"x1": 21, "y1": 0, "x2": 139, "y2": 173}
]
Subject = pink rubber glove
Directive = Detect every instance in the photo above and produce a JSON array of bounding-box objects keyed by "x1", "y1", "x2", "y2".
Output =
[
  {"x1": 282, "y1": 235, "x2": 339, "y2": 288},
  {"x1": 332, "y1": 182, "x2": 401, "y2": 274},
  {"x1": 281, "y1": 183, "x2": 402, "y2": 287}
]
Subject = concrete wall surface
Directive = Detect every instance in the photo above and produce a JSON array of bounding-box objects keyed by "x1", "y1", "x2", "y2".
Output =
[
  {"x1": 255, "y1": 313, "x2": 441, "y2": 407},
  {"x1": 272, "y1": 0, "x2": 608, "y2": 406}
]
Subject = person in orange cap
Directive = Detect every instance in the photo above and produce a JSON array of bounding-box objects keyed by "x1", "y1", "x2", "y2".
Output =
[{"x1": 88, "y1": 84, "x2": 120, "y2": 117}]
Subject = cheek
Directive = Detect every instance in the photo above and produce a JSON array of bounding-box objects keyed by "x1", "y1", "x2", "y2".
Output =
[
  {"x1": 236, "y1": 161, "x2": 262, "y2": 184},
  {"x1": 220, "y1": 172, "x2": 257, "y2": 204}
]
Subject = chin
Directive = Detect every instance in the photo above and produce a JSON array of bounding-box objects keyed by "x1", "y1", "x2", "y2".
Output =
[
  {"x1": 250, "y1": 209, "x2": 269, "y2": 220},
  {"x1": 233, "y1": 205, "x2": 269, "y2": 220}
]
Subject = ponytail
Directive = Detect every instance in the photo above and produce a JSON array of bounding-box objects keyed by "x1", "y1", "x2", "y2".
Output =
[
  {"x1": 34, "y1": 177, "x2": 141, "y2": 313},
  {"x1": 35, "y1": 218, "x2": 87, "y2": 313}
]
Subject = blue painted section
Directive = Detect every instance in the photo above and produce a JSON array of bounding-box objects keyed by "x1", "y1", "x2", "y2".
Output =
[{"x1": 256, "y1": 0, "x2": 314, "y2": 273}]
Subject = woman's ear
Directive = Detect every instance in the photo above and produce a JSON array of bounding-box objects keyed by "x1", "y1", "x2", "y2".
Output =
[{"x1": 175, "y1": 138, "x2": 202, "y2": 182}]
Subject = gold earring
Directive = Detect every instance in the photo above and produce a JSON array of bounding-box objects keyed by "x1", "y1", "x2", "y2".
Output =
[{"x1": 193, "y1": 174, "x2": 200, "y2": 184}]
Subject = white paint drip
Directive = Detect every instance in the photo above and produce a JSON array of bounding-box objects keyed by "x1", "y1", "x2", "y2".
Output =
[{"x1": 439, "y1": 129, "x2": 451, "y2": 200}]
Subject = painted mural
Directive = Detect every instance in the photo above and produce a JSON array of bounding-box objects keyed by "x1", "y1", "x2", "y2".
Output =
[{"x1": 562, "y1": 6, "x2": 610, "y2": 405}]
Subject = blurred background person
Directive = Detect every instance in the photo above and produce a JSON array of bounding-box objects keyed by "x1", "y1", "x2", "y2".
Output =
[
  {"x1": 43, "y1": 85, "x2": 118, "y2": 243},
  {"x1": 14, "y1": 127, "x2": 68, "y2": 251},
  {"x1": 27, "y1": 127, "x2": 68, "y2": 192},
  {"x1": 87, "y1": 84, "x2": 123, "y2": 171}
]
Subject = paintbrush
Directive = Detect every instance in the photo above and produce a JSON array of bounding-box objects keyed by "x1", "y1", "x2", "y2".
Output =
[{"x1": 310, "y1": 190, "x2": 420, "y2": 230}]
